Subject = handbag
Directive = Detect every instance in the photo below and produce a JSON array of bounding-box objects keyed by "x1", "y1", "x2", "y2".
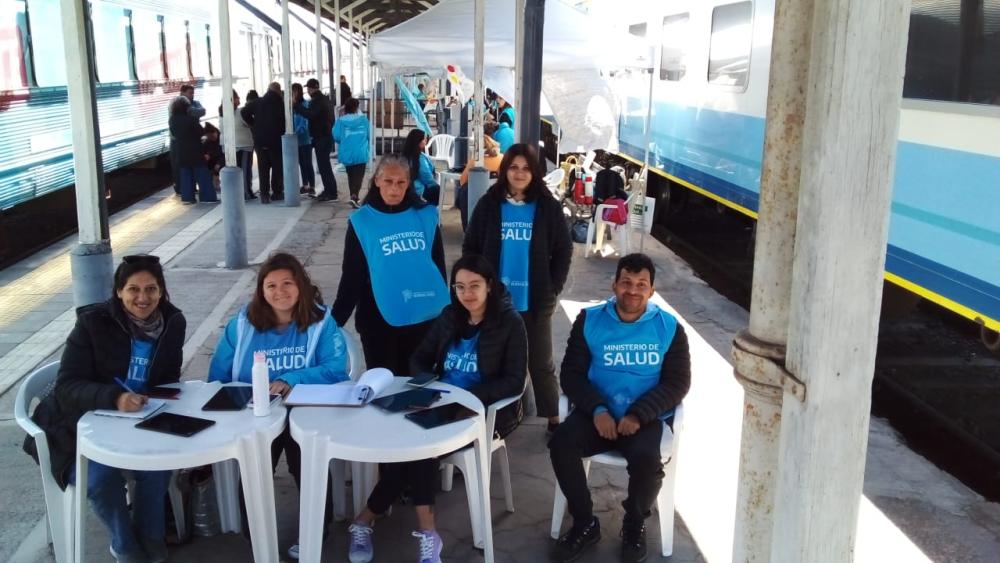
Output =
[{"x1": 601, "y1": 197, "x2": 629, "y2": 225}]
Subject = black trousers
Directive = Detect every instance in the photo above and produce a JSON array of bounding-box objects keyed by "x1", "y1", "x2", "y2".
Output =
[
  {"x1": 313, "y1": 136, "x2": 337, "y2": 197},
  {"x1": 236, "y1": 149, "x2": 254, "y2": 197},
  {"x1": 548, "y1": 410, "x2": 665, "y2": 525},
  {"x1": 359, "y1": 319, "x2": 433, "y2": 377},
  {"x1": 522, "y1": 300, "x2": 559, "y2": 418},
  {"x1": 345, "y1": 163, "x2": 366, "y2": 199},
  {"x1": 366, "y1": 458, "x2": 439, "y2": 514},
  {"x1": 255, "y1": 146, "x2": 283, "y2": 198}
]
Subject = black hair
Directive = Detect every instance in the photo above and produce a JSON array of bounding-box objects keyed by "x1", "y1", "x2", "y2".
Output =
[
  {"x1": 448, "y1": 254, "x2": 504, "y2": 341},
  {"x1": 402, "y1": 129, "x2": 428, "y2": 185},
  {"x1": 344, "y1": 97, "x2": 359, "y2": 113},
  {"x1": 361, "y1": 154, "x2": 427, "y2": 209},
  {"x1": 246, "y1": 90, "x2": 260, "y2": 102},
  {"x1": 306, "y1": 78, "x2": 320, "y2": 89},
  {"x1": 169, "y1": 96, "x2": 191, "y2": 116},
  {"x1": 180, "y1": 84, "x2": 194, "y2": 95},
  {"x1": 487, "y1": 143, "x2": 548, "y2": 202},
  {"x1": 113, "y1": 255, "x2": 170, "y2": 304},
  {"x1": 615, "y1": 253, "x2": 656, "y2": 286}
]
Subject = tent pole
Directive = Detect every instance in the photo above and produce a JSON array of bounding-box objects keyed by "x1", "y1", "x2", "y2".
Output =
[
  {"x1": 518, "y1": 0, "x2": 544, "y2": 151},
  {"x1": 514, "y1": 0, "x2": 525, "y2": 143},
  {"x1": 639, "y1": 18, "x2": 661, "y2": 252}
]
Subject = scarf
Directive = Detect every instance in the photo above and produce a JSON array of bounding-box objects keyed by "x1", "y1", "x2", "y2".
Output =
[{"x1": 126, "y1": 308, "x2": 164, "y2": 341}]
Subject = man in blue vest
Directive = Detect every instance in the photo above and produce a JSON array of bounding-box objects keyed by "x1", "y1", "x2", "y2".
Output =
[{"x1": 549, "y1": 253, "x2": 691, "y2": 563}]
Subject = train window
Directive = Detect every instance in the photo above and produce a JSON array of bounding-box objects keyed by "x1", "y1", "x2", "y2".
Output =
[
  {"x1": 0, "y1": 0, "x2": 30, "y2": 90},
  {"x1": 163, "y1": 17, "x2": 189, "y2": 79},
  {"x1": 25, "y1": 0, "x2": 66, "y2": 87},
  {"x1": 190, "y1": 21, "x2": 210, "y2": 78},
  {"x1": 132, "y1": 10, "x2": 163, "y2": 80},
  {"x1": 92, "y1": 3, "x2": 131, "y2": 83},
  {"x1": 708, "y1": 1, "x2": 753, "y2": 90},
  {"x1": 903, "y1": 0, "x2": 1000, "y2": 106},
  {"x1": 628, "y1": 22, "x2": 647, "y2": 39},
  {"x1": 660, "y1": 13, "x2": 690, "y2": 81}
]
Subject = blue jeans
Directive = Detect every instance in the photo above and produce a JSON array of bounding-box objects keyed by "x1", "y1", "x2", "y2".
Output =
[
  {"x1": 298, "y1": 145, "x2": 315, "y2": 188},
  {"x1": 69, "y1": 461, "x2": 171, "y2": 556},
  {"x1": 180, "y1": 165, "x2": 217, "y2": 202}
]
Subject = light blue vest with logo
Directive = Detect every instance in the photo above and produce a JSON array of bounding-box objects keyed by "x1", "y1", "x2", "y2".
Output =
[
  {"x1": 584, "y1": 299, "x2": 677, "y2": 419},
  {"x1": 350, "y1": 204, "x2": 450, "y2": 327},
  {"x1": 499, "y1": 201, "x2": 535, "y2": 312},
  {"x1": 230, "y1": 305, "x2": 333, "y2": 382}
]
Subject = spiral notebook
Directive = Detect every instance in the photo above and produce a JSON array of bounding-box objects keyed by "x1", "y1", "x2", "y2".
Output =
[
  {"x1": 93, "y1": 399, "x2": 166, "y2": 420},
  {"x1": 284, "y1": 368, "x2": 394, "y2": 407}
]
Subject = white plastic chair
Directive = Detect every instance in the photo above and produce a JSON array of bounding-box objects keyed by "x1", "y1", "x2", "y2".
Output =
[
  {"x1": 425, "y1": 133, "x2": 456, "y2": 170},
  {"x1": 15, "y1": 362, "x2": 188, "y2": 563},
  {"x1": 542, "y1": 168, "x2": 565, "y2": 198},
  {"x1": 586, "y1": 192, "x2": 639, "y2": 258},
  {"x1": 549, "y1": 395, "x2": 684, "y2": 558},
  {"x1": 439, "y1": 392, "x2": 522, "y2": 548}
]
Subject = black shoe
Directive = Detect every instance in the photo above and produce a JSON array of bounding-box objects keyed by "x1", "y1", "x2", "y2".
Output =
[
  {"x1": 620, "y1": 516, "x2": 647, "y2": 562},
  {"x1": 551, "y1": 516, "x2": 600, "y2": 562},
  {"x1": 260, "y1": 194, "x2": 271, "y2": 204},
  {"x1": 316, "y1": 193, "x2": 338, "y2": 202},
  {"x1": 272, "y1": 193, "x2": 284, "y2": 201}
]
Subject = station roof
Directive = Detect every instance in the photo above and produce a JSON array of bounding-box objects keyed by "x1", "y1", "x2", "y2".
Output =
[{"x1": 289, "y1": 0, "x2": 439, "y2": 35}]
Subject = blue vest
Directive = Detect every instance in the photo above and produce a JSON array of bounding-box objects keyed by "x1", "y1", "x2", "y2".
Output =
[
  {"x1": 350, "y1": 205, "x2": 450, "y2": 327},
  {"x1": 584, "y1": 300, "x2": 677, "y2": 419},
  {"x1": 441, "y1": 333, "x2": 481, "y2": 389},
  {"x1": 126, "y1": 338, "x2": 155, "y2": 390},
  {"x1": 499, "y1": 201, "x2": 535, "y2": 312},
  {"x1": 230, "y1": 305, "x2": 333, "y2": 382}
]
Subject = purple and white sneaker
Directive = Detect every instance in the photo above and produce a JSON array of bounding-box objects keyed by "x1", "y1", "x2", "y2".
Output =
[
  {"x1": 412, "y1": 529, "x2": 443, "y2": 563},
  {"x1": 348, "y1": 522, "x2": 374, "y2": 563}
]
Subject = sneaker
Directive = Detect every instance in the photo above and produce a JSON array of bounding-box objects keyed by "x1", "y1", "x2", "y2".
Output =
[
  {"x1": 109, "y1": 545, "x2": 148, "y2": 563},
  {"x1": 181, "y1": 200, "x2": 196, "y2": 206},
  {"x1": 139, "y1": 536, "x2": 168, "y2": 563},
  {"x1": 349, "y1": 197, "x2": 360, "y2": 209},
  {"x1": 551, "y1": 516, "x2": 600, "y2": 562},
  {"x1": 287, "y1": 544, "x2": 299, "y2": 560},
  {"x1": 348, "y1": 522, "x2": 374, "y2": 562},
  {"x1": 317, "y1": 193, "x2": 339, "y2": 202},
  {"x1": 260, "y1": 194, "x2": 271, "y2": 204},
  {"x1": 620, "y1": 516, "x2": 647, "y2": 562},
  {"x1": 412, "y1": 530, "x2": 442, "y2": 563}
]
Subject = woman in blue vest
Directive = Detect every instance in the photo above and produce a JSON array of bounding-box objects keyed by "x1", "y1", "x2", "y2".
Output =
[
  {"x1": 292, "y1": 83, "x2": 316, "y2": 196},
  {"x1": 26, "y1": 255, "x2": 185, "y2": 563},
  {"x1": 402, "y1": 129, "x2": 442, "y2": 205},
  {"x1": 345, "y1": 254, "x2": 527, "y2": 563},
  {"x1": 332, "y1": 97, "x2": 371, "y2": 208},
  {"x1": 463, "y1": 143, "x2": 573, "y2": 436},
  {"x1": 209, "y1": 252, "x2": 349, "y2": 558},
  {"x1": 332, "y1": 154, "x2": 449, "y2": 376}
]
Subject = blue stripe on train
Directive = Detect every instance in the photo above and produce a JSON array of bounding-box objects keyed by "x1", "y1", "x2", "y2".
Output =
[{"x1": 887, "y1": 245, "x2": 1000, "y2": 321}]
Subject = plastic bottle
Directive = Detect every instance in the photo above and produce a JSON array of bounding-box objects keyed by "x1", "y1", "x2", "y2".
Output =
[
  {"x1": 584, "y1": 174, "x2": 594, "y2": 199},
  {"x1": 251, "y1": 351, "x2": 270, "y2": 417}
]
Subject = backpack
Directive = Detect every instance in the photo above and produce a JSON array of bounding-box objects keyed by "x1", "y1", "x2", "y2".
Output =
[{"x1": 601, "y1": 197, "x2": 629, "y2": 225}]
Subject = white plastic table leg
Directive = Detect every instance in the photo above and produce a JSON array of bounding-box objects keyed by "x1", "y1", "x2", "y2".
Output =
[
  {"x1": 585, "y1": 221, "x2": 595, "y2": 257},
  {"x1": 330, "y1": 459, "x2": 348, "y2": 522},
  {"x1": 298, "y1": 431, "x2": 328, "y2": 563},
  {"x1": 236, "y1": 431, "x2": 279, "y2": 563},
  {"x1": 441, "y1": 463, "x2": 455, "y2": 492},
  {"x1": 473, "y1": 425, "x2": 495, "y2": 563},
  {"x1": 73, "y1": 453, "x2": 88, "y2": 563},
  {"x1": 212, "y1": 460, "x2": 242, "y2": 533},
  {"x1": 168, "y1": 471, "x2": 188, "y2": 541}
]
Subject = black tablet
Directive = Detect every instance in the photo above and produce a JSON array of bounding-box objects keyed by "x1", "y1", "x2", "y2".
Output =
[
  {"x1": 371, "y1": 388, "x2": 442, "y2": 413},
  {"x1": 404, "y1": 403, "x2": 477, "y2": 429},
  {"x1": 135, "y1": 412, "x2": 216, "y2": 437},
  {"x1": 145, "y1": 386, "x2": 180, "y2": 400},
  {"x1": 202, "y1": 387, "x2": 254, "y2": 411}
]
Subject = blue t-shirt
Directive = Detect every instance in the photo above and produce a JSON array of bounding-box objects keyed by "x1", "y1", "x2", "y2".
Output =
[
  {"x1": 126, "y1": 338, "x2": 155, "y2": 390},
  {"x1": 441, "y1": 332, "x2": 481, "y2": 389},
  {"x1": 499, "y1": 201, "x2": 536, "y2": 311}
]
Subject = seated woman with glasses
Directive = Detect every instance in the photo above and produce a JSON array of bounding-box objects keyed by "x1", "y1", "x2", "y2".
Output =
[
  {"x1": 345, "y1": 254, "x2": 527, "y2": 563},
  {"x1": 26, "y1": 255, "x2": 186, "y2": 563},
  {"x1": 208, "y1": 252, "x2": 349, "y2": 559}
]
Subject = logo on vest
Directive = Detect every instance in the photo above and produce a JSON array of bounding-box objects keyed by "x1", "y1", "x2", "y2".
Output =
[
  {"x1": 602, "y1": 343, "x2": 661, "y2": 367},
  {"x1": 379, "y1": 230, "x2": 427, "y2": 256},
  {"x1": 501, "y1": 276, "x2": 529, "y2": 288},
  {"x1": 402, "y1": 289, "x2": 438, "y2": 302},
  {"x1": 501, "y1": 220, "x2": 533, "y2": 241},
  {"x1": 263, "y1": 345, "x2": 308, "y2": 371}
]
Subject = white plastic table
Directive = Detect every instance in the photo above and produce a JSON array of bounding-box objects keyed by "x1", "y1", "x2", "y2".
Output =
[
  {"x1": 74, "y1": 381, "x2": 286, "y2": 562},
  {"x1": 290, "y1": 378, "x2": 495, "y2": 563}
]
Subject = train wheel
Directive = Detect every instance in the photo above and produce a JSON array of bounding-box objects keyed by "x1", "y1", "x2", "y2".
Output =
[{"x1": 981, "y1": 325, "x2": 1000, "y2": 354}]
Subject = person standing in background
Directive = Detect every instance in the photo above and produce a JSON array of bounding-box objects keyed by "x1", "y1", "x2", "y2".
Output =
[
  {"x1": 242, "y1": 82, "x2": 285, "y2": 204},
  {"x1": 292, "y1": 83, "x2": 316, "y2": 197},
  {"x1": 332, "y1": 97, "x2": 370, "y2": 208},
  {"x1": 301, "y1": 78, "x2": 338, "y2": 202}
]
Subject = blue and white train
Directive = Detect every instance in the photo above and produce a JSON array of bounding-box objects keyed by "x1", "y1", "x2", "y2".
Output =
[
  {"x1": 0, "y1": 0, "x2": 353, "y2": 211},
  {"x1": 609, "y1": 0, "x2": 1000, "y2": 347}
]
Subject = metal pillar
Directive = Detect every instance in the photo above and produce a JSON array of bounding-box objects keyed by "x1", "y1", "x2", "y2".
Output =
[
  {"x1": 334, "y1": 0, "x2": 342, "y2": 106},
  {"x1": 61, "y1": 0, "x2": 113, "y2": 307},
  {"x1": 348, "y1": 8, "x2": 355, "y2": 90},
  {"x1": 314, "y1": 0, "x2": 323, "y2": 90},
  {"x1": 472, "y1": 0, "x2": 485, "y2": 166},
  {"x1": 281, "y1": 0, "x2": 299, "y2": 207},
  {"x1": 513, "y1": 0, "x2": 524, "y2": 142},
  {"x1": 218, "y1": 0, "x2": 247, "y2": 268},
  {"x1": 517, "y1": 0, "x2": 544, "y2": 150},
  {"x1": 732, "y1": 0, "x2": 911, "y2": 560},
  {"x1": 637, "y1": 13, "x2": 661, "y2": 253}
]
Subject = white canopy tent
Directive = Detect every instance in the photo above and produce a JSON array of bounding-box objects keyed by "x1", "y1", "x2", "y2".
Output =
[{"x1": 369, "y1": 0, "x2": 646, "y2": 152}]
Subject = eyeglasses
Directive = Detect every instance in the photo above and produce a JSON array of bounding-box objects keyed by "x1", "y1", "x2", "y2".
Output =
[
  {"x1": 123, "y1": 255, "x2": 161, "y2": 265},
  {"x1": 451, "y1": 283, "x2": 486, "y2": 294}
]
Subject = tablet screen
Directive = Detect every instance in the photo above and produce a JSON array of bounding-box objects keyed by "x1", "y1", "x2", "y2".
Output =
[
  {"x1": 202, "y1": 387, "x2": 254, "y2": 411},
  {"x1": 135, "y1": 412, "x2": 215, "y2": 437},
  {"x1": 404, "y1": 403, "x2": 477, "y2": 429},
  {"x1": 371, "y1": 389, "x2": 441, "y2": 413}
]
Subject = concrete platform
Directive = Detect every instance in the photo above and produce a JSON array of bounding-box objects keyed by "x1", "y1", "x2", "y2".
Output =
[{"x1": 1, "y1": 163, "x2": 998, "y2": 562}]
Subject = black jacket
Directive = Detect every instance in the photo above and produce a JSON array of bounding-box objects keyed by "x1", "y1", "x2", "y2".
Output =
[
  {"x1": 410, "y1": 288, "x2": 527, "y2": 438},
  {"x1": 560, "y1": 309, "x2": 690, "y2": 425},
  {"x1": 463, "y1": 191, "x2": 573, "y2": 311},
  {"x1": 331, "y1": 199, "x2": 447, "y2": 334},
  {"x1": 24, "y1": 299, "x2": 186, "y2": 489},
  {"x1": 297, "y1": 91, "x2": 335, "y2": 141},
  {"x1": 169, "y1": 113, "x2": 205, "y2": 168},
  {"x1": 339, "y1": 82, "x2": 352, "y2": 105},
  {"x1": 243, "y1": 90, "x2": 285, "y2": 149}
]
